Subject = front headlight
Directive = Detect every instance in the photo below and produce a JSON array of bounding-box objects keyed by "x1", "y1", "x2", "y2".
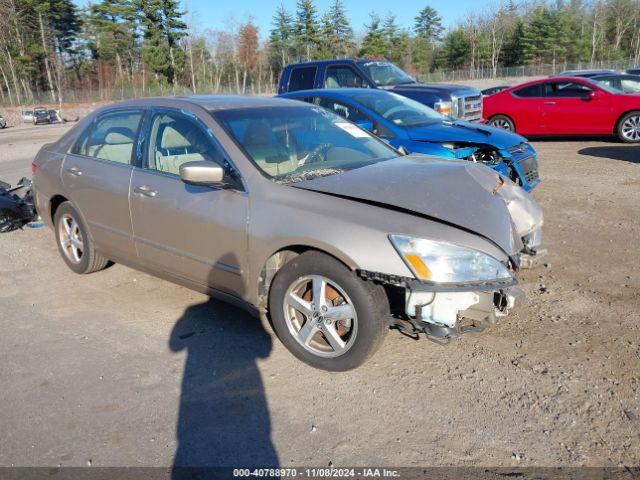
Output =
[{"x1": 389, "y1": 234, "x2": 512, "y2": 283}]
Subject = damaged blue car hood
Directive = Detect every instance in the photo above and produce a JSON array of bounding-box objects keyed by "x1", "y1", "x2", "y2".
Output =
[{"x1": 406, "y1": 120, "x2": 528, "y2": 148}]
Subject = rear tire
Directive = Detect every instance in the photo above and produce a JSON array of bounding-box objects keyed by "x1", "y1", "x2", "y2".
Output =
[
  {"x1": 268, "y1": 251, "x2": 389, "y2": 371},
  {"x1": 616, "y1": 111, "x2": 640, "y2": 143},
  {"x1": 54, "y1": 202, "x2": 109, "y2": 274},
  {"x1": 487, "y1": 115, "x2": 515, "y2": 132}
]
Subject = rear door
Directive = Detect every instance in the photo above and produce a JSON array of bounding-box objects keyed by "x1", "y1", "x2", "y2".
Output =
[
  {"x1": 542, "y1": 81, "x2": 612, "y2": 134},
  {"x1": 129, "y1": 108, "x2": 248, "y2": 295},
  {"x1": 62, "y1": 109, "x2": 143, "y2": 259}
]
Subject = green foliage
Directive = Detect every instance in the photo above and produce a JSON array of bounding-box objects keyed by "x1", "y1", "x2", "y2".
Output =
[
  {"x1": 294, "y1": 0, "x2": 321, "y2": 60},
  {"x1": 320, "y1": 0, "x2": 355, "y2": 58},
  {"x1": 414, "y1": 6, "x2": 443, "y2": 42},
  {"x1": 269, "y1": 3, "x2": 295, "y2": 69},
  {"x1": 359, "y1": 12, "x2": 388, "y2": 58}
]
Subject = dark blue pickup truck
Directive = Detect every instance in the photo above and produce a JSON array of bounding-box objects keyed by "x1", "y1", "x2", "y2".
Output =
[{"x1": 278, "y1": 59, "x2": 483, "y2": 122}]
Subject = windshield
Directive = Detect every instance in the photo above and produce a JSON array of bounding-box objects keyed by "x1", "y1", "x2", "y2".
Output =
[
  {"x1": 350, "y1": 91, "x2": 444, "y2": 127},
  {"x1": 589, "y1": 78, "x2": 624, "y2": 94},
  {"x1": 213, "y1": 106, "x2": 398, "y2": 184},
  {"x1": 357, "y1": 61, "x2": 416, "y2": 87}
]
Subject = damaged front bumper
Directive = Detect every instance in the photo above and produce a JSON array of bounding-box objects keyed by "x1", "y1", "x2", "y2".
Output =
[{"x1": 360, "y1": 270, "x2": 523, "y2": 345}]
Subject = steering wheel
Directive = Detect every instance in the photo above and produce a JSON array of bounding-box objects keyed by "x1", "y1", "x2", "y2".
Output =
[
  {"x1": 305, "y1": 143, "x2": 332, "y2": 164},
  {"x1": 385, "y1": 107, "x2": 417, "y2": 122}
]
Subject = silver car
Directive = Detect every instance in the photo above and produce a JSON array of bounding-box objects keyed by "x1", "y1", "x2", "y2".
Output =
[{"x1": 33, "y1": 96, "x2": 540, "y2": 371}]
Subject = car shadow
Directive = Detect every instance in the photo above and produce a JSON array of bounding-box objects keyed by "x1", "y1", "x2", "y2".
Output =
[
  {"x1": 170, "y1": 261, "x2": 278, "y2": 476},
  {"x1": 578, "y1": 146, "x2": 640, "y2": 164},
  {"x1": 527, "y1": 135, "x2": 615, "y2": 142}
]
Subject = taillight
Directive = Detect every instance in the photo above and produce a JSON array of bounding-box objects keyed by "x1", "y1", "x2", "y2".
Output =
[{"x1": 31, "y1": 162, "x2": 37, "y2": 174}]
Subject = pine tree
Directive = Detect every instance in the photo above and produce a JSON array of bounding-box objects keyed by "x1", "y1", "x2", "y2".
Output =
[
  {"x1": 293, "y1": 0, "x2": 320, "y2": 60},
  {"x1": 134, "y1": 0, "x2": 187, "y2": 86},
  {"x1": 359, "y1": 12, "x2": 388, "y2": 58},
  {"x1": 320, "y1": 0, "x2": 354, "y2": 58},
  {"x1": 414, "y1": 6, "x2": 443, "y2": 43},
  {"x1": 269, "y1": 3, "x2": 294, "y2": 69}
]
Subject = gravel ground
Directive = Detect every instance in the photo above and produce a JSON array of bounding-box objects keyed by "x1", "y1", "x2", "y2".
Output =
[{"x1": 0, "y1": 124, "x2": 638, "y2": 469}]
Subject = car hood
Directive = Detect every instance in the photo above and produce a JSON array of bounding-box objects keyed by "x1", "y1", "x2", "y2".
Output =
[
  {"x1": 389, "y1": 82, "x2": 480, "y2": 97},
  {"x1": 406, "y1": 120, "x2": 527, "y2": 148},
  {"x1": 293, "y1": 155, "x2": 540, "y2": 256}
]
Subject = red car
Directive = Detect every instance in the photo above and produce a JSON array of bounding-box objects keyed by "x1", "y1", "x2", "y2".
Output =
[{"x1": 483, "y1": 76, "x2": 640, "y2": 143}]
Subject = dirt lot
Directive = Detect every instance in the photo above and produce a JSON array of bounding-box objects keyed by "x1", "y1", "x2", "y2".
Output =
[{"x1": 0, "y1": 124, "x2": 638, "y2": 469}]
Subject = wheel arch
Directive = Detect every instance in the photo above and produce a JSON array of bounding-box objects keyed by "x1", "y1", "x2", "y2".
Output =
[
  {"x1": 256, "y1": 245, "x2": 356, "y2": 311},
  {"x1": 613, "y1": 109, "x2": 640, "y2": 135},
  {"x1": 50, "y1": 194, "x2": 69, "y2": 223}
]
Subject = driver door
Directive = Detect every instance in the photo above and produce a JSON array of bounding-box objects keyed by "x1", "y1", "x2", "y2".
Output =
[
  {"x1": 542, "y1": 81, "x2": 612, "y2": 134},
  {"x1": 129, "y1": 108, "x2": 248, "y2": 296}
]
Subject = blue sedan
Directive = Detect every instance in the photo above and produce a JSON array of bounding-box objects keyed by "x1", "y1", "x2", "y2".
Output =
[{"x1": 279, "y1": 88, "x2": 540, "y2": 191}]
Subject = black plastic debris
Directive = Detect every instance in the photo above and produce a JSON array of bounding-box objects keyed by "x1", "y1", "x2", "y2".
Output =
[{"x1": 0, "y1": 177, "x2": 38, "y2": 233}]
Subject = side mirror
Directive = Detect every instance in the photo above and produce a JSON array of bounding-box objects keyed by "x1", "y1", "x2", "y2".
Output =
[
  {"x1": 584, "y1": 90, "x2": 597, "y2": 101},
  {"x1": 355, "y1": 120, "x2": 374, "y2": 132},
  {"x1": 179, "y1": 161, "x2": 225, "y2": 186}
]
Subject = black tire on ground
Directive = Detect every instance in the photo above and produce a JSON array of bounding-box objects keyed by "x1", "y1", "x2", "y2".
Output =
[
  {"x1": 616, "y1": 111, "x2": 640, "y2": 143},
  {"x1": 487, "y1": 115, "x2": 515, "y2": 132},
  {"x1": 268, "y1": 251, "x2": 389, "y2": 371},
  {"x1": 53, "y1": 201, "x2": 109, "y2": 274}
]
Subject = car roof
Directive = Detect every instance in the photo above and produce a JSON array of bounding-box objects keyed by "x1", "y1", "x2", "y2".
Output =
[
  {"x1": 102, "y1": 95, "x2": 307, "y2": 112},
  {"x1": 556, "y1": 69, "x2": 616, "y2": 76},
  {"x1": 506, "y1": 76, "x2": 596, "y2": 91},
  {"x1": 591, "y1": 73, "x2": 640, "y2": 79},
  {"x1": 285, "y1": 58, "x2": 360, "y2": 68},
  {"x1": 282, "y1": 88, "x2": 389, "y2": 98}
]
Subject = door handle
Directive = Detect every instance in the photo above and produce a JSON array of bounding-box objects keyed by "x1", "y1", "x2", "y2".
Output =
[
  {"x1": 544, "y1": 101, "x2": 556, "y2": 105},
  {"x1": 66, "y1": 166, "x2": 83, "y2": 176},
  {"x1": 133, "y1": 185, "x2": 157, "y2": 197}
]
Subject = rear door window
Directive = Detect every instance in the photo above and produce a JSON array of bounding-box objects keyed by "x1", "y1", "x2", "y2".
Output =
[
  {"x1": 83, "y1": 110, "x2": 143, "y2": 164},
  {"x1": 288, "y1": 67, "x2": 317, "y2": 92},
  {"x1": 621, "y1": 78, "x2": 640, "y2": 93},
  {"x1": 324, "y1": 66, "x2": 366, "y2": 88},
  {"x1": 318, "y1": 98, "x2": 370, "y2": 124}
]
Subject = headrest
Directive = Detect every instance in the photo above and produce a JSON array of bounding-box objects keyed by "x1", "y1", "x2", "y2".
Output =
[
  {"x1": 244, "y1": 121, "x2": 272, "y2": 147},
  {"x1": 105, "y1": 127, "x2": 135, "y2": 145},
  {"x1": 161, "y1": 123, "x2": 195, "y2": 149}
]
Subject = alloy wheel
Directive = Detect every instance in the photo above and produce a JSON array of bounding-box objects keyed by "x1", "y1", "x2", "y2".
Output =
[
  {"x1": 283, "y1": 275, "x2": 358, "y2": 358},
  {"x1": 58, "y1": 213, "x2": 84, "y2": 263},
  {"x1": 490, "y1": 118, "x2": 512, "y2": 131},
  {"x1": 621, "y1": 115, "x2": 640, "y2": 141}
]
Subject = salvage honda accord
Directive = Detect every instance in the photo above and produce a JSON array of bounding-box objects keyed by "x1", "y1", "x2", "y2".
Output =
[{"x1": 33, "y1": 96, "x2": 541, "y2": 371}]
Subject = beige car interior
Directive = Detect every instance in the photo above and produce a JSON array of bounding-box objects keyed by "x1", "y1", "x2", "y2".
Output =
[
  {"x1": 149, "y1": 115, "x2": 220, "y2": 175},
  {"x1": 243, "y1": 121, "x2": 298, "y2": 177},
  {"x1": 87, "y1": 128, "x2": 136, "y2": 164}
]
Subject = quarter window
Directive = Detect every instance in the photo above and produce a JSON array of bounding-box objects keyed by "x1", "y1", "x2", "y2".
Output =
[
  {"x1": 512, "y1": 84, "x2": 543, "y2": 97},
  {"x1": 146, "y1": 112, "x2": 224, "y2": 175},
  {"x1": 83, "y1": 110, "x2": 143, "y2": 164},
  {"x1": 288, "y1": 67, "x2": 317, "y2": 92},
  {"x1": 325, "y1": 66, "x2": 366, "y2": 88}
]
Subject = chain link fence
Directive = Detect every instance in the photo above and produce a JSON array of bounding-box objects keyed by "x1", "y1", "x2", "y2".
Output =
[{"x1": 417, "y1": 58, "x2": 639, "y2": 82}]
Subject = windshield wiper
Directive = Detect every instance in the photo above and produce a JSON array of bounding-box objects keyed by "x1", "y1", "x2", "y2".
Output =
[{"x1": 277, "y1": 168, "x2": 345, "y2": 185}]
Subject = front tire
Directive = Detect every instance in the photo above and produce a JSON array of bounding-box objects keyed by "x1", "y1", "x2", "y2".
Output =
[
  {"x1": 617, "y1": 111, "x2": 640, "y2": 143},
  {"x1": 487, "y1": 115, "x2": 515, "y2": 132},
  {"x1": 268, "y1": 251, "x2": 389, "y2": 371},
  {"x1": 54, "y1": 202, "x2": 109, "y2": 274}
]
